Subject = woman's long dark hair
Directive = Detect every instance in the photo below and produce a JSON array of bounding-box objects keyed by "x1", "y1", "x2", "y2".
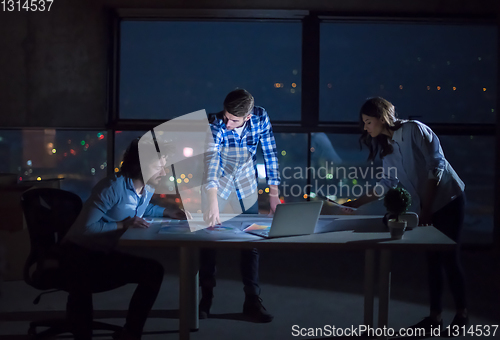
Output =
[{"x1": 359, "y1": 97, "x2": 405, "y2": 161}]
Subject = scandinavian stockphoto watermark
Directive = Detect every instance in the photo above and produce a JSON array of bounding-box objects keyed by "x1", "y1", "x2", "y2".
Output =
[
  {"x1": 279, "y1": 162, "x2": 396, "y2": 199},
  {"x1": 137, "y1": 109, "x2": 258, "y2": 232},
  {"x1": 137, "y1": 110, "x2": 397, "y2": 231},
  {"x1": 292, "y1": 324, "x2": 428, "y2": 337},
  {"x1": 291, "y1": 324, "x2": 499, "y2": 338}
]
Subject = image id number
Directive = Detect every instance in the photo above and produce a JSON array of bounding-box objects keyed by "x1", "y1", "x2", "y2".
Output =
[
  {"x1": 445, "y1": 325, "x2": 498, "y2": 337},
  {"x1": 2, "y1": 0, "x2": 54, "y2": 12}
]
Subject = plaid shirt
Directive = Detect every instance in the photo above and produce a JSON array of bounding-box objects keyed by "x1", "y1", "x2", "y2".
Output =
[{"x1": 204, "y1": 106, "x2": 280, "y2": 200}]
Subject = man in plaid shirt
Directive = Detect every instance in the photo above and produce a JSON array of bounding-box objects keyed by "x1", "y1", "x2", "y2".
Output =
[{"x1": 200, "y1": 89, "x2": 281, "y2": 323}]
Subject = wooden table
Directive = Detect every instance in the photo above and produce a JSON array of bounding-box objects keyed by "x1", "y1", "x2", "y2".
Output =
[{"x1": 119, "y1": 214, "x2": 455, "y2": 340}]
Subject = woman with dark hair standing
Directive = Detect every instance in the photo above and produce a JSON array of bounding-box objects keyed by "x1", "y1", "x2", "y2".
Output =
[{"x1": 342, "y1": 97, "x2": 468, "y2": 334}]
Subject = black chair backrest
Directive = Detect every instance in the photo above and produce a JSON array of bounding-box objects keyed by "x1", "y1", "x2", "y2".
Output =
[{"x1": 21, "y1": 188, "x2": 82, "y2": 287}]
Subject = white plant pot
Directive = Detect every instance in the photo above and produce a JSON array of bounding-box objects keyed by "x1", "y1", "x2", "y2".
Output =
[
  {"x1": 388, "y1": 219, "x2": 407, "y2": 239},
  {"x1": 399, "y1": 212, "x2": 419, "y2": 230}
]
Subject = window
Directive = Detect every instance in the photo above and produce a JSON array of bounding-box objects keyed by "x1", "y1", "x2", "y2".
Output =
[
  {"x1": 120, "y1": 21, "x2": 302, "y2": 121},
  {"x1": 256, "y1": 133, "x2": 308, "y2": 211},
  {"x1": 0, "y1": 129, "x2": 107, "y2": 201},
  {"x1": 439, "y1": 135, "x2": 494, "y2": 244},
  {"x1": 114, "y1": 16, "x2": 497, "y2": 245},
  {"x1": 320, "y1": 23, "x2": 497, "y2": 123},
  {"x1": 310, "y1": 133, "x2": 384, "y2": 214}
]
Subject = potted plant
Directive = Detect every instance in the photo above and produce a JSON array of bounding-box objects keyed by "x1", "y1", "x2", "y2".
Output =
[{"x1": 383, "y1": 187, "x2": 412, "y2": 239}]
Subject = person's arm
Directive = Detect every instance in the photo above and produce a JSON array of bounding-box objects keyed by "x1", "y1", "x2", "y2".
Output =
[
  {"x1": 144, "y1": 202, "x2": 166, "y2": 218},
  {"x1": 259, "y1": 110, "x2": 281, "y2": 213},
  {"x1": 115, "y1": 216, "x2": 150, "y2": 230},
  {"x1": 143, "y1": 195, "x2": 192, "y2": 220},
  {"x1": 342, "y1": 157, "x2": 399, "y2": 210},
  {"x1": 81, "y1": 182, "x2": 121, "y2": 233},
  {"x1": 203, "y1": 126, "x2": 222, "y2": 225},
  {"x1": 343, "y1": 188, "x2": 380, "y2": 209},
  {"x1": 204, "y1": 187, "x2": 221, "y2": 226},
  {"x1": 268, "y1": 185, "x2": 280, "y2": 213},
  {"x1": 162, "y1": 203, "x2": 192, "y2": 220},
  {"x1": 204, "y1": 126, "x2": 222, "y2": 194},
  {"x1": 412, "y1": 123, "x2": 445, "y2": 224},
  {"x1": 81, "y1": 180, "x2": 149, "y2": 232}
]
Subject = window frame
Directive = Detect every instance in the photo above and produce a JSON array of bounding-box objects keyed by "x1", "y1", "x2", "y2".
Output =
[{"x1": 107, "y1": 9, "x2": 500, "y2": 248}]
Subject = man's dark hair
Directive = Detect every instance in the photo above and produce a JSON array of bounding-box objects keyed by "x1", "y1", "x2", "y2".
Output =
[
  {"x1": 223, "y1": 89, "x2": 254, "y2": 117},
  {"x1": 120, "y1": 138, "x2": 143, "y2": 180},
  {"x1": 120, "y1": 137, "x2": 173, "y2": 180}
]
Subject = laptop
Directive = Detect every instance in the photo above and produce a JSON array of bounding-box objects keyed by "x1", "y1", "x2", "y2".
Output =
[{"x1": 243, "y1": 201, "x2": 323, "y2": 238}]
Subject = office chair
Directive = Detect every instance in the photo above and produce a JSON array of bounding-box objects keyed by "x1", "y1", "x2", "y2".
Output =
[{"x1": 21, "y1": 188, "x2": 122, "y2": 339}]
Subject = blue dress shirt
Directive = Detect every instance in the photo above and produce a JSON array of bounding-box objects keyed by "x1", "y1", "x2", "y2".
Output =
[
  {"x1": 375, "y1": 120, "x2": 465, "y2": 214},
  {"x1": 63, "y1": 174, "x2": 165, "y2": 251}
]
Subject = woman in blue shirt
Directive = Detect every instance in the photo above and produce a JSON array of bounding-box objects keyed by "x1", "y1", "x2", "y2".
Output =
[
  {"x1": 343, "y1": 97, "x2": 468, "y2": 334},
  {"x1": 62, "y1": 138, "x2": 189, "y2": 340}
]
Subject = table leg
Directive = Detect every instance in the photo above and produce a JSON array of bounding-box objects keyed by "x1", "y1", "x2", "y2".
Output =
[
  {"x1": 179, "y1": 247, "x2": 199, "y2": 340},
  {"x1": 364, "y1": 249, "x2": 375, "y2": 328},
  {"x1": 378, "y1": 249, "x2": 391, "y2": 340}
]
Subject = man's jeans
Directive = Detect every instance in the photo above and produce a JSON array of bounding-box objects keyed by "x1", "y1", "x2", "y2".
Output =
[{"x1": 200, "y1": 190, "x2": 260, "y2": 296}]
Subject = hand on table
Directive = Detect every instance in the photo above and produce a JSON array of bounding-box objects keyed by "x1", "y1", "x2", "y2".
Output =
[
  {"x1": 165, "y1": 206, "x2": 193, "y2": 220},
  {"x1": 120, "y1": 216, "x2": 150, "y2": 229},
  {"x1": 268, "y1": 194, "x2": 281, "y2": 216},
  {"x1": 203, "y1": 202, "x2": 221, "y2": 227},
  {"x1": 341, "y1": 200, "x2": 357, "y2": 214}
]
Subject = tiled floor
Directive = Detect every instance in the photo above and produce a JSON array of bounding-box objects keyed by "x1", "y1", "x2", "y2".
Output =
[{"x1": 1, "y1": 247, "x2": 499, "y2": 339}]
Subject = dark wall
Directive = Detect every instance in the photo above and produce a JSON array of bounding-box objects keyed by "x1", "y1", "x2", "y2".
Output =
[
  {"x1": 0, "y1": 0, "x2": 497, "y2": 128},
  {"x1": 103, "y1": 0, "x2": 499, "y2": 15},
  {"x1": 0, "y1": 0, "x2": 108, "y2": 128}
]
